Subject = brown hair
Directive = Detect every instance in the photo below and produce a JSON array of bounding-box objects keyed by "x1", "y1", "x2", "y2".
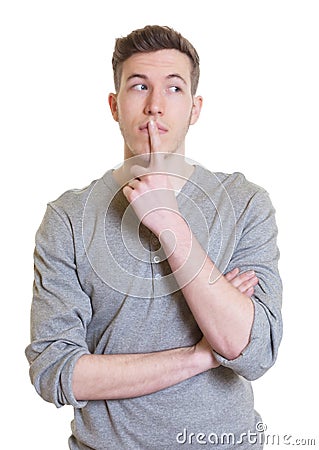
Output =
[{"x1": 112, "y1": 25, "x2": 200, "y2": 95}]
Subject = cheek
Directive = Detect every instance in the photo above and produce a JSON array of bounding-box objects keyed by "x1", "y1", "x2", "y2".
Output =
[
  {"x1": 175, "y1": 104, "x2": 195, "y2": 129},
  {"x1": 117, "y1": 101, "x2": 139, "y2": 128},
  {"x1": 117, "y1": 105, "x2": 133, "y2": 130},
  {"x1": 173, "y1": 97, "x2": 194, "y2": 118}
]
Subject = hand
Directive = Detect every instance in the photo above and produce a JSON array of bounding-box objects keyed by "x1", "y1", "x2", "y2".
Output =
[
  {"x1": 225, "y1": 268, "x2": 259, "y2": 297},
  {"x1": 122, "y1": 120, "x2": 181, "y2": 236}
]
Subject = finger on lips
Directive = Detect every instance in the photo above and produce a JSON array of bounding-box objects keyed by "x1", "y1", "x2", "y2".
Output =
[
  {"x1": 148, "y1": 119, "x2": 161, "y2": 153},
  {"x1": 123, "y1": 119, "x2": 167, "y2": 194}
]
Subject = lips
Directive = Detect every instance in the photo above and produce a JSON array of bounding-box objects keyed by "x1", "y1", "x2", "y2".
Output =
[{"x1": 138, "y1": 121, "x2": 168, "y2": 134}]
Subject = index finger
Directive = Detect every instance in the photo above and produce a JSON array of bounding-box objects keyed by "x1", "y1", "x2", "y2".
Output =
[
  {"x1": 148, "y1": 119, "x2": 167, "y2": 173},
  {"x1": 148, "y1": 119, "x2": 161, "y2": 153}
]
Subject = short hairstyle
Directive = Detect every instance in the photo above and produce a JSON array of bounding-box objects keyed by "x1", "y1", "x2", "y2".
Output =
[{"x1": 112, "y1": 25, "x2": 200, "y2": 95}]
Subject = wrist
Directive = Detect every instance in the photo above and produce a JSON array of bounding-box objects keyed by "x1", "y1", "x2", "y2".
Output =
[
  {"x1": 193, "y1": 340, "x2": 220, "y2": 371},
  {"x1": 158, "y1": 215, "x2": 190, "y2": 250}
]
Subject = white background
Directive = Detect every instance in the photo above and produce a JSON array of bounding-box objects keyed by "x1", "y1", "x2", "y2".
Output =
[{"x1": 1, "y1": 0, "x2": 318, "y2": 448}]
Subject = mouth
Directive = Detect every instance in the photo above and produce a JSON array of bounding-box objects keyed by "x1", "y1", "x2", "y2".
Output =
[{"x1": 138, "y1": 121, "x2": 168, "y2": 135}]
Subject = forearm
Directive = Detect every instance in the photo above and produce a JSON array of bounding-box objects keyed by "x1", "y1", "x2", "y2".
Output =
[
  {"x1": 72, "y1": 341, "x2": 216, "y2": 401},
  {"x1": 160, "y1": 216, "x2": 254, "y2": 360}
]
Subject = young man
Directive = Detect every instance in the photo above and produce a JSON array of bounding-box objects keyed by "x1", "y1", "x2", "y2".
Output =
[{"x1": 26, "y1": 26, "x2": 282, "y2": 449}]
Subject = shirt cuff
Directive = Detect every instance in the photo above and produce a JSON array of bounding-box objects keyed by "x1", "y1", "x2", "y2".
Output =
[
  {"x1": 212, "y1": 298, "x2": 275, "y2": 381},
  {"x1": 60, "y1": 350, "x2": 90, "y2": 409}
]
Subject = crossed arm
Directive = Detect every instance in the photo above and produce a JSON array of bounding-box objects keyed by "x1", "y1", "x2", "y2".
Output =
[
  {"x1": 73, "y1": 268, "x2": 257, "y2": 401},
  {"x1": 73, "y1": 123, "x2": 258, "y2": 401}
]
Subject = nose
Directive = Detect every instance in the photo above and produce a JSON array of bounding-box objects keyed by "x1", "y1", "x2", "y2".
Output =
[{"x1": 143, "y1": 89, "x2": 164, "y2": 116}]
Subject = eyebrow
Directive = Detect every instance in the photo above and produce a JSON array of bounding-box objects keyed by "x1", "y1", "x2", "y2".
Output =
[
  {"x1": 126, "y1": 73, "x2": 187, "y2": 85},
  {"x1": 167, "y1": 74, "x2": 187, "y2": 85}
]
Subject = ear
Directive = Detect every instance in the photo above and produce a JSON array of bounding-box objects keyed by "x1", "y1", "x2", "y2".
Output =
[
  {"x1": 190, "y1": 95, "x2": 203, "y2": 125},
  {"x1": 108, "y1": 93, "x2": 119, "y2": 122}
]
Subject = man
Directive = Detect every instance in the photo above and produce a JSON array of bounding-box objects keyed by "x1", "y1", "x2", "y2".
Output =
[{"x1": 26, "y1": 25, "x2": 282, "y2": 449}]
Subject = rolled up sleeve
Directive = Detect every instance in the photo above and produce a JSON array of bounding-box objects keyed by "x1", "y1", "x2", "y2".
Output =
[
  {"x1": 25, "y1": 204, "x2": 92, "y2": 408},
  {"x1": 214, "y1": 190, "x2": 283, "y2": 380}
]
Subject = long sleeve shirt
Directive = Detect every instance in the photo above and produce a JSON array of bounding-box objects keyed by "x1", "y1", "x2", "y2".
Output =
[{"x1": 25, "y1": 164, "x2": 283, "y2": 449}]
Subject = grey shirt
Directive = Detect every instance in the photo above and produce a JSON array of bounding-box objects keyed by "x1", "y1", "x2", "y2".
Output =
[{"x1": 26, "y1": 164, "x2": 282, "y2": 449}]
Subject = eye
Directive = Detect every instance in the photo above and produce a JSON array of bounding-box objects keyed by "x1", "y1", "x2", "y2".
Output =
[
  {"x1": 168, "y1": 86, "x2": 182, "y2": 93},
  {"x1": 132, "y1": 84, "x2": 148, "y2": 91}
]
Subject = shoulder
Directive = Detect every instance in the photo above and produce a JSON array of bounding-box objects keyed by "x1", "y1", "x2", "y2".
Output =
[
  {"x1": 47, "y1": 170, "x2": 116, "y2": 219},
  {"x1": 204, "y1": 168, "x2": 266, "y2": 196},
  {"x1": 49, "y1": 179, "x2": 97, "y2": 213},
  {"x1": 35, "y1": 179, "x2": 99, "y2": 239},
  {"x1": 195, "y1": 165, "x2": 269, "y2": 198},
  {"x1": 194, "y1": 165, "x2": 274, "y2": 216}
]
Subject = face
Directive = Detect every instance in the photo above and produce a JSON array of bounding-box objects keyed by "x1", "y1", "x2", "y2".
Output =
[{"x1": 109, "y1": 49, "x2": 202, "y2": 159}]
